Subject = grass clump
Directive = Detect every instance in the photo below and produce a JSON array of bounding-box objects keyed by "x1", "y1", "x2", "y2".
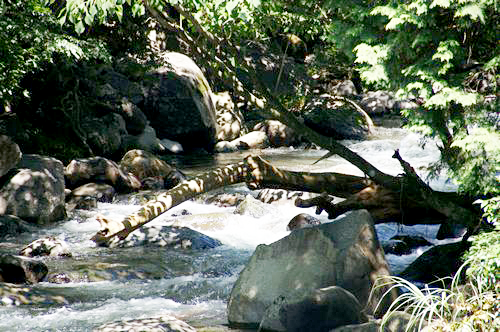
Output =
[{"x1": 374, "y1": 248, "x2": 500, "y2": 331}]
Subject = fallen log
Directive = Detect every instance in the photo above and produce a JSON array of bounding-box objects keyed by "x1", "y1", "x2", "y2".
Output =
[{"x1": 91, "y1": 154, "x2": 478, "y2": 247}]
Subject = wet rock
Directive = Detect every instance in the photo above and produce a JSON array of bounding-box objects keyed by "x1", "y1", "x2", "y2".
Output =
[
  {"x1": 398, "y1": 241, "x2": 470, "y2": 285},
  {"x1": 121, "y1": 125, "x2": 164, "y2": 154},
  {"x1": 204, "y1": 192, "x2": 246, "y2": 207},
  {"x1": 381, "y1": 240, "x2": 410, "y2": 255},
  {"x1": 287, "y1": 213, "x2": 321, "y2": 231},
  {"x1": 66, "y1": 183, "x2": 116, "y2": 204},
  {"x1": 65, "y1": 156, "x2": 141, "y2": 192},
  {"x1": 94, "y1": 315, "x2": 196, "y2": 332},
  {"x1": 254, "y1": 120, "x2": 301, "y2": 147},
  {"x1": 19, "y1": 236, "x2": 72, "y2": 257},
  {"x1": 227, "y1": 210, "x2": 397, "y2": 328},
  {"x1": 390, "y1": 235, "x2": 432, "y2": 249},
  {"x1": 260, "y1": 286, "x2": 367, "y2": 332},
  {"x1": 0, "y1": 135, "x2": 21, "y2": 178},
  {"x1": 159, "y1": 138, "x2": 184, "y2": 154},
  {"x1": 119, "y1": 149, "x2": 174, "y2": 181},
  {"x1": 0, "y1": 154, "x2": 66, "y2": 224},
  {"x1": 0, "y1": 215, "x2": 36, "y2": 240},
  {"x1": 436, "y1": 222, "x2": 467, "y2": 240},
  {"x1": 257, "y1": 188, "x2": 320, "y2": 205},
  {"x1": 0, "y1": 254, "x2": 48, "y2": 284},
  {"x1": 142, "y1": 52, "x2": 218, "y2": 151},
  {"x1": 118, "y1": 225, "x2": 222, "y2": 249},
  {"x1": 233, "y1": 194, "x2": 275, "y2": 218},
  {"x1": 0, "y1": 282, "x2": 68, "y2": 305}
]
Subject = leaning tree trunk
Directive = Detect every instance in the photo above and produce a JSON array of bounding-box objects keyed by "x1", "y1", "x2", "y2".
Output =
[
  {"x1": 91, "y1": 155, "x2": 478, "y2": 246},
  {"x1": 130, "y1": 2, "x2": 481, "y2": 241}
]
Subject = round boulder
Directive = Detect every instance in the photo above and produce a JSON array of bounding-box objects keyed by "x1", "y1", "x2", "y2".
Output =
[{"x1": 142, "y1": 52, "x2": 218, "y2": 151}]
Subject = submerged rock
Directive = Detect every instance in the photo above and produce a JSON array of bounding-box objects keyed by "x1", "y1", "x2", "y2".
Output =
[
  {"x1": 0, "y1": 254, "x2": 48, "y2": 284},
  {"x1": 398, "y1": 241, "x2": 470, "y2": 285},
  {"x1": 94, "y1": 315, "x2": 196, "y2": 332},
  {"x1": 19, "y1": 236, "x2": 72, "y2": 258},
  {"x1": 118, "y1": 225, "x2": 222, "y2": 249},
  {"x1": 0, "y1": 282, "x2": 68, "y2": 306}
]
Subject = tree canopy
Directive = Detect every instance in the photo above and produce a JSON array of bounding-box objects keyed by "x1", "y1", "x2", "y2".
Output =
[{"x1": 1, "y1": 0, "x2": 498, "y2": 223}]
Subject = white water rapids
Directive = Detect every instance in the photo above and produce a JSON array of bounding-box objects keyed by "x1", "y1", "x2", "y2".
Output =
[{"x1": 0, "y1": 126, "x2": 461, "y2": 331}]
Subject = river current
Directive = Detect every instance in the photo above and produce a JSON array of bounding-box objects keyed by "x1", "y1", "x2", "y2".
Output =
[{"x1": 0, "y1": 125, "x2": 460, "y2": 331}]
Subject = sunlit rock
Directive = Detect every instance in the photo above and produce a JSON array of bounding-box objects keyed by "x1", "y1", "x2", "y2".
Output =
[
  {"x1": 117, "y1": 225, "x2": 221, "y2": 249},
  {"x1": 19, "y1": 236, "x2": 72, "y2": 258},
  {"x1": 65, "y1": 156, "x2": 141, "y2": 193},
  {"x1": 254, "y1": 120, "x2": 302, "y2": 147},
  {"x1": 119, "y1": 149, "x2": 174, "y2": 181},
  {"x1": 233, "y1": 194, "x2": 275, "y2": 218},
  {"x1": 0, "y1": 154, "x2": 66, "y2": 224},
  {"x1": 214, "y1": 91, "x2": 245, "y2": 142},
  {"x1": 142, "y1": 52, "x2": 218, "y2": 151}
]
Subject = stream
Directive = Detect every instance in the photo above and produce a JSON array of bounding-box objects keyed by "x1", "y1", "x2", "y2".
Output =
[{"x1": 0, "y1": 125, "x2": 461, "y2": 331}]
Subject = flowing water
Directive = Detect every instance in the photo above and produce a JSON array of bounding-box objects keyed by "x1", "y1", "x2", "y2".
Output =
[{"x1": 0, "y1": 126, "x2": 461, "y2": 331}]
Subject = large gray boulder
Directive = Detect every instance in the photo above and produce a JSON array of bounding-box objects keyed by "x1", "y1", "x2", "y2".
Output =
[
  {"x1": 143, "y1": 52, "x2": 218, "y2": 151},
  {"x1": 227, "y1": 210, "x2": 397, "y2": 328},
  {"x1": 0, "y1": 135, "x2": 21, "y2": 178},
  {"x1": 0, "y1": 155, "x2": 66, "y2": 224}
]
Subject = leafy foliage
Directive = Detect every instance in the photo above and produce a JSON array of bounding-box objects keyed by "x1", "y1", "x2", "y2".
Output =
[
  {"x1": 464, "y1": 228, "x2": 500, "y2": 292},
  {"x1": 353, "y1": 0, "x2": 499, "y2": 215},
  {"x1": 0, "y1": 0, "x2": 111, "y2": 107}
]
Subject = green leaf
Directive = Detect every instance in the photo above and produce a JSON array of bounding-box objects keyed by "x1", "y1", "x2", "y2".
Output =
[
  {"x1": 75, "y1": 20, "x2": 85, "y2": 34},
  {"x1": 115, "y1": 5, "x2": 123, "y2": 22},
  {"x1": 430, "y1": 0, "x2": 451, "y2": 9},
  {"x1": 455, "y1": 4, "x2": 485, "y2": 23}
]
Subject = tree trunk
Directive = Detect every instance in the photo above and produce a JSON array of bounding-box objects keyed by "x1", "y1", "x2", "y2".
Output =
[
  {"x1": 91, "y1": 155, "x2": 477, "y2": 246},
  {"x1": 132, "y1": 3, "x2": 481, "y2": 242}
]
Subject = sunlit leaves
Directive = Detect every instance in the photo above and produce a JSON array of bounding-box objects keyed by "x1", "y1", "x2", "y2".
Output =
[
  {"x1": 354, "y1": 43, "x2": 389, "y2": 66},
  {"x1": 425, "y1": 87, "x2": 478, "y2": 109},
  {"x1": 455, "y1": 3, "x2": 485, "y2": 23}
]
